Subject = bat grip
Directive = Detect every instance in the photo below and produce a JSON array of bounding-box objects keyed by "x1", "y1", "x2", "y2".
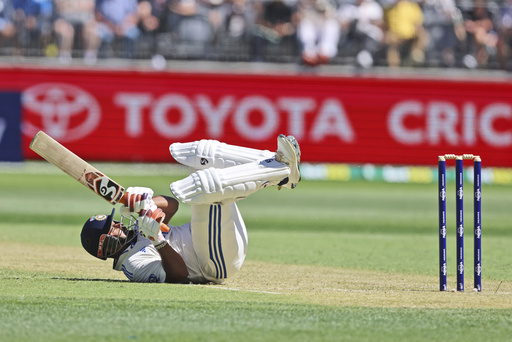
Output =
[
  {"x1": 119, "y1": 195, "x2": 170, "y2": 233},
  {"x1": 160, "y1": 222, "x2": 171, "y2": 233}
]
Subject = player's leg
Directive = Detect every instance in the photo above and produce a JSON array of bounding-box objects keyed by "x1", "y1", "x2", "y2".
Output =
[
  {"x1": 170, "y1": 157, "x2": 288, "y2": 204},
  {"x1": 189, "y1": 203, "x2": 247, "y2": 283},
  {"x1": 170, "y1": 139, "x2": 274, "y2": 170},
  {"x1": 170, "y1": 135, "x2": 301, "y2": 204}
]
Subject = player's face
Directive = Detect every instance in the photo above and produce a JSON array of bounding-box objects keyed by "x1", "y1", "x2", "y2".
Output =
[
  {"x1": 102, "y1": 222, "x2": 129, "y2": 257},
  {"x1": 108, "y1": 222, "x2": 128, "y2": 240}
]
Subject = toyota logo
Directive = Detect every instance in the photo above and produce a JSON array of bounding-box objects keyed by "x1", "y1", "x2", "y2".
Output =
[{"x1": 22, "y1": 83, "x2": 101, "y2": 142}]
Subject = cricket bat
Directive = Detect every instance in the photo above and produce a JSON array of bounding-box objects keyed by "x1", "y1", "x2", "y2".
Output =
[{"x1": 29, "y1": 131, "x2": 169, "y2": 232}]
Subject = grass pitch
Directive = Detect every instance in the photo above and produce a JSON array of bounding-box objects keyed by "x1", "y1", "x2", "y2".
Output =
[{"x1": 1, "y1": 162, "x2": 511, "y2": 341}]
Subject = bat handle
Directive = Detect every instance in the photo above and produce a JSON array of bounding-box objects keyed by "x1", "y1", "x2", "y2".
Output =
[
  {"x1": 160, "y1": 223, "x2": 171, "y2": 233},
  {"x1": 160, "y1": 221, "x2": 171, "y2": 233},
  {"x1": 119, "y1": 195, "x2": 170, "y2": 233}
]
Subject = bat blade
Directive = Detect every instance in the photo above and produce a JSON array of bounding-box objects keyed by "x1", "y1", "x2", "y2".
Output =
[
  {"x1": 29, "y1": 131, "x2": 170, "y2": 232},
  {"x1": 29, "y1": 131, "x2": 125, "y2": 205}
]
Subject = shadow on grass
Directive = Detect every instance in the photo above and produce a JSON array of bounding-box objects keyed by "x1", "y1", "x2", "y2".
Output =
[{"x1": 51, "y1": 277, "x2": 129, "y2": 283}]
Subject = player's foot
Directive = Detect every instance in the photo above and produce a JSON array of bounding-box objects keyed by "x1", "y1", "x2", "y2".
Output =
[{"x1": 275, "y1": 134, "x2": 301, "y2": 189}]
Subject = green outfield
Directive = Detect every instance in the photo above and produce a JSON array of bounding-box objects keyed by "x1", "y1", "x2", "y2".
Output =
[{"x1": 1, "y1": 162, "x2": 511, "y2": 342}]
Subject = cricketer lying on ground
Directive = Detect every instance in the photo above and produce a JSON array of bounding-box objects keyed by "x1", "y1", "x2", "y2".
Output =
[{"x1": 81, "y1": 135, "x2": 301, "y2": 284}]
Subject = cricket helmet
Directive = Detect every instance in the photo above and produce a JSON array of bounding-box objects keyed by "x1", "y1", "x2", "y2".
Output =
[{"x1": 81, "y1": 209, "x2": 136, "y2": 260}]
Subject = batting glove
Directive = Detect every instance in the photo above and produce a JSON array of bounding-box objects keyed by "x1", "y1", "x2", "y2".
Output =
[
  {"x1": 137, "y1": 208, "x2": 166, "y2": 245},
  {"x1": 121, "y1": 186, "x2": 155, "y2": 215}
]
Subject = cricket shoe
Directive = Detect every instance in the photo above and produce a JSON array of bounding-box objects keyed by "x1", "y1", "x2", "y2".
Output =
[{"x1": 275, "y1": 134, "x2": 301, "y2": 189}]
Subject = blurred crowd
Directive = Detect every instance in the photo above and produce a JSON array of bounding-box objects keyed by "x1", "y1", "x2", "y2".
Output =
[{"x1": 0, "y1": 0, "x2": 511, "y2": 70}]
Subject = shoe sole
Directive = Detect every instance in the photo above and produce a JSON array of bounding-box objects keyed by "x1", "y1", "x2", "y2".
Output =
[{"x1": 277, "y1": 135, "x2": 301, "y2": 188}]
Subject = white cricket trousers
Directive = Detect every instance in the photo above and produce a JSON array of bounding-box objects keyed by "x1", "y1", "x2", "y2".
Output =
[{"x1": 190, "y1": 202, "x2": 247, "y2": 283}]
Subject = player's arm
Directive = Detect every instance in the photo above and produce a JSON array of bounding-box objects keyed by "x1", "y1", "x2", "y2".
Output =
[
  {"x1": 122, "y1": 188, "x2": 179, "y2": 224},
  {"x1": 152, "y1": 195, "x2": 179, "y2": 225},
  {"x1": 137, "y1": 207, "x2": 189, "y2": 283},
  {"x1": 155, "y1": 239, "x2": 189, "y2": 283},
  {"x1": 151, "y1": 195, "x2": 188, "y2": 283},
  {"x1": 137, "y1": 205, "x2": 188, "y2": 283},
  {"x1": 123, "y1": 188, "x2": 188, "y2": 283}
]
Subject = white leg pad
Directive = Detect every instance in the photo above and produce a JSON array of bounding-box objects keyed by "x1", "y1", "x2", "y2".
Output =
[
  {"x1": 170, "y1": 139, "x2": 274, "y2": 169},
  {"x1": 170, "y1": 158, "x2": 290, "y2": 204}
]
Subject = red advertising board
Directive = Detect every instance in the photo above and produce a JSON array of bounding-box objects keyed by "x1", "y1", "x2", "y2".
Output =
[{"x1": 1, "y1": 66, "x2": 511, "y2": 167}]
